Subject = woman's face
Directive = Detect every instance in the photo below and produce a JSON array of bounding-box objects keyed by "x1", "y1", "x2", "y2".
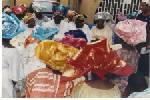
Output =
[{"x1": 96, "y1": 19, "x2": 105, "y2": 29}]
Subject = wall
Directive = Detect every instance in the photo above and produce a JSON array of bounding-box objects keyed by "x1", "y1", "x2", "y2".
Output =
[
  {"x1": 60, "y1": 0, "x2": 68, "y2": 6},
  {"x1": 2, "y1": 0, "x2": 15, "y2": 8},
  {"x1": 97, "y1": 0, "x2": 142, "y2": 21},
  {"x1": 16, "y1": 0, "x2": 32, "y2": 7},
  {"x1": 79, "y1": 0, "x2": 102, "y2": 24}
]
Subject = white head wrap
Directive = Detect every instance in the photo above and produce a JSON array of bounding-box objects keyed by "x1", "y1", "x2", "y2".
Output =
[{"x1": 94, "y1": 12, "x2": 112, "y2": 20}]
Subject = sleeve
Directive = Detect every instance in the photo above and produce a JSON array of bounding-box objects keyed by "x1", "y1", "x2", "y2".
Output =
[
  {"x1": 84, "y1": 27, "x2": 92, "y2": 43},
  {"x1": 8, "y1": 49, "x2": 25, "y2": 82}
]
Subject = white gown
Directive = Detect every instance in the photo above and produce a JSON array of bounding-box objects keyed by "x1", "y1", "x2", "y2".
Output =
[
  {"x1": 91, "y1": 23, "x2": 113, "y2": 45},
  {"x1": 10, "y1": 28, "x2": 46, "y2": 76},
  {"x1": 2, "y1": 46, "x2": 25, "y2": 98},
  {"x1": 42, "y1": 20, "x2": 70, "y2": 35}
]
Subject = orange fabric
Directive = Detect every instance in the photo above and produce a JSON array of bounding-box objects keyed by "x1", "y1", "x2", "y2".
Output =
[
  {"x1": 24, "y1": 35, "x2": 39, "y2": 48},
  {"x1": 25, "y1": 68, "x2": 73, "y2": 98}
]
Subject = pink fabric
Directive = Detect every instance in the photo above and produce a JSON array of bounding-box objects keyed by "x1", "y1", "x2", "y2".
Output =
[
  {"x1": 12, "y1": 5, "x2": 27, "y2": 14},
  {"x1": 58, "y1": 35, "x2": 87, "y2": 48},
  {"x1": 114, "y1": 19, "x2": 147, "y2": 45}
]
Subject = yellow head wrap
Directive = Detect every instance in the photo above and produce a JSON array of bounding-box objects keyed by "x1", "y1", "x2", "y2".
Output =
[{"x1": 35, "y1": 40, "x2": 79, "y2": 73}]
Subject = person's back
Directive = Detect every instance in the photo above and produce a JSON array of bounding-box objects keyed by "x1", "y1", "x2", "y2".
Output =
[{"x1": 71, "y1": 80, "x2": 121, "y2": 98}]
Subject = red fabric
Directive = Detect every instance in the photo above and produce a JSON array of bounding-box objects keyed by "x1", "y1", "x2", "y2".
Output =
[
  {"x1": 62, "y1": 39, "x2": 134, "y2": 81},
  {"x1": 58, "y1": 35, "x2": 87, "y2": 48}
]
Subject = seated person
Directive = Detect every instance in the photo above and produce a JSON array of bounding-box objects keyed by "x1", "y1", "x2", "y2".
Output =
[{"x1": 91, "y1": 12, "x2": 113, "y2": 44}]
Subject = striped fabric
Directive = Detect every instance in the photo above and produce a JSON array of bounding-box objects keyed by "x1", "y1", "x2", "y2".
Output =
[{"x1": 25, "y1": 68, "x2": 73, "y2": 98}]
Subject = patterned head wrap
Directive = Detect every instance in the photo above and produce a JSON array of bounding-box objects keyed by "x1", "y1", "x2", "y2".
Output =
[
  {"x1": 2, "y1": 13, "x2": 26, "y2": 39},
  {"x1": 94, "y1": 12, "x2": 113, "y2": 21}
]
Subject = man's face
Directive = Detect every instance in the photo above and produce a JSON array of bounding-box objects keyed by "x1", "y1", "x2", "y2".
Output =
[
  {"x1": 139, "y1": 2, "x2": 148, "y2": 12},
  {"x1": 75, "y1": 19, "x2": 84, "y2": 28},
  {"x1": 96, "y1": 19, "x2": 105, "y2": 29},
  {"x1": 54, "y1": 15, "x2": 64, "y2": 24}
]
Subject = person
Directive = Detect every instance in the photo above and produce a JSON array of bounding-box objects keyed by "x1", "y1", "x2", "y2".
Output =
[
  {"x1": 123, "y1": 73, "x2": 148, "y2": 98},
  {"x1": 2, "y1": 22, "x2": 25, "y2": 97},
  {"x1": 136, "y1": 0, "x2": 150, "y2": 52},
  {"x1": 74, "y1": 14, "x2": 92, "y2": 43},
  {"x1": 136, "y1": 0, "x2": 150, "y2": 87},
  {"x1": 42, "y1": 5, "x2": 69, "y2": 35},
  {"x1": 91, "y1": 12, "x2": 114, "y2": 44},
  {"x1": 25, "y1": 40, "x2": 85, "y2": 98},
  {"x1": 68, "y1": 39, "x2": 134, "y2": 98}
]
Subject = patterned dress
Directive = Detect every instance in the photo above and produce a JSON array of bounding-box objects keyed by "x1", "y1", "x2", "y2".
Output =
[{"x1": 25, "y1": 68, "x2": 74, "y2": 98}]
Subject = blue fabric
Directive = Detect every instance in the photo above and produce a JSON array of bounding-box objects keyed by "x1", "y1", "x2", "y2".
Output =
[
  {"x1": 88, "y1": 24, "x2": 96, "y2": 29},
  {"x1": 2, "y1": 12, "x2": 26, "y2": 39},
  {"x1": 64, "y1": 30, "x2": 88, "y2": 42},
  {"x1": 53, "y1": 5, "x2": 68, "y2": 16},
  {"x1": 32, "y1": 25, "x2": 59, "y2": 41},
  {"x1": 127, "y1": 12, "x2": 138, "y2": 19},
  {"x1": 112, "y1": 32, "x2": 121, "y2": 44}
]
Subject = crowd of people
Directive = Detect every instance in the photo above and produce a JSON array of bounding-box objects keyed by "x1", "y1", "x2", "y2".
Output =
[{"x1": 2, "y1": 0, "x2": 150, "y2": 98}]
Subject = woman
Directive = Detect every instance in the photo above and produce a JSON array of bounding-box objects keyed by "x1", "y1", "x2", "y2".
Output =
[
  {"x1": 68, "y1": 39, "x2": 134, "y2": 98},
  {"x1": 25, "y1": 40, "x2": 85, "y2": 97},
  {"x1": 2, "y1": 15, "x2": 25, "y2": 97},
  {"x1": 91, "y1": 12, "x2": 113, "y2": 44}
]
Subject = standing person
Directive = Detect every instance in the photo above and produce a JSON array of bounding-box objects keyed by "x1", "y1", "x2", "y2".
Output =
[
  {"x1": 136, "y1": 0, "x2": 150, "y2": 87},
  {"x1": 91, "y1": 12, "x2": 114, "y2": 44},
  {"x1": 136, "y1": 0, "x2": 150, "y2": 52},
  {"x1": 2, "y1": 15, "x2": 25, "y2": 97}
]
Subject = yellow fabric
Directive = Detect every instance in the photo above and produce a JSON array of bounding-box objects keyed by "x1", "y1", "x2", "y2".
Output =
[
  {"x1": 71, "y1": 82, "x2": 121, "y2": 98},
  {"x1": 35, "y1": 40, "x2": 79, "y2": 73}
]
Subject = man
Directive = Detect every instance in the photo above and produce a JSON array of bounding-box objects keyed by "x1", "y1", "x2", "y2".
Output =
[{"x1": 136, "y1": 0, "x2": 150, "y2": 88}]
